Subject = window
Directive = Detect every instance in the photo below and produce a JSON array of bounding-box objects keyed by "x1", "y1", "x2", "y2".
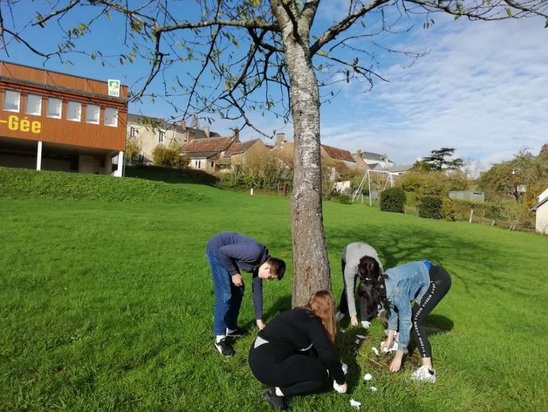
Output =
[
  {"x1": 4, "y1": 90, "x2": 20, "y2": 112},
  {"x1": 129, "y1": 127, "x2": 136, "y2": 137},
  {"x1": 86, "y1": 104, "x2": 100, "y2": 124},
  {"x1": 67, "y1": 101, "x2": 82, "y2": 122},
  {"x1": 194, "y1": 160, "x2": 201, "y2": 169},
  {"x1": 47, "y1": 97, "x2": 62, "y2": 118},
  {"x1": 158, "y1": 130, "x2": 164, "y2": 143},
  {"x1": 104, "y1": 107, "x2": 118, "y2": 127},
  {"x1": 26, "y1": 94, "x2": 42, "y2": 115}
]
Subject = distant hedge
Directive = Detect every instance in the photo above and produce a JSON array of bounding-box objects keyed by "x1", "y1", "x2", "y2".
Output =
[
  {"x1": 0, "y1": 167, "x2": 205, "y2": 203},
  {"x1": 419, "y1": 195, "x2": 442, "y2": 219},
  {"x1": 380, "y1": 187, "x2": 406, "y2": 213}
]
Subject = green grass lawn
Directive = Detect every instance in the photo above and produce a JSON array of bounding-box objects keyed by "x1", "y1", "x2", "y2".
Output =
[{"x1": 1, "y1": 168, "x2": 547, "y2": 411}]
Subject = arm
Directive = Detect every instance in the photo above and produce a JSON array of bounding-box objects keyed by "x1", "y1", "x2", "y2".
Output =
[
  {"x1": 251, "y1": 276, "x2": 264, "y2": 329},
  {"x1": 382, "y1": 305, "x2": 408, "y2": 372},
  {"x1": 343, "y1": 261, "x2": 359, "y2": 322},
  {"x1": 307, "y1": 317, "x2": 346, "y2": 385}
]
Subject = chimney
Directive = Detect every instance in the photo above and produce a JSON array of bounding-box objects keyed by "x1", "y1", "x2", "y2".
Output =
[
  {"x1": 180, "y1": 120, "x2": 186, "y2": 130},
  {"x1": 204, "y1": 126, "x2": 210, "y2": 138},
  {"x1": 275, "y1": 132, "x2": 286, "y2": 149},
  {"x1": 232, "y1": 128, "x2": 240, "y2": 141}
]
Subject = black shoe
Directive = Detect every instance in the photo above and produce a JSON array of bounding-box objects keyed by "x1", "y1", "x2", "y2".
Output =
[
  {"x1": 226, "y1": 327, "x2": 246, "y2": 338},
  {"x1": 264, "y1": 388, "x2": 288, "y2": 410},
  {"x1": 214, "y1": 338, "x2": 235, "y2": 357}
]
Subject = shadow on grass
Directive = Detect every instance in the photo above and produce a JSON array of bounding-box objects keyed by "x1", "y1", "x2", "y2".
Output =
[{"x1": 125, "y1": 165, "x2": 220, "y2": 186}]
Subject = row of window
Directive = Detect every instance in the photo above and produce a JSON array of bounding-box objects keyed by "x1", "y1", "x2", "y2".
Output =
[
  {"x1": 3, "y1": 90, "x2": 118, "y2": 127},
  {"x1": 129, "y1": 126, "x2": 165, "y2": 144}
]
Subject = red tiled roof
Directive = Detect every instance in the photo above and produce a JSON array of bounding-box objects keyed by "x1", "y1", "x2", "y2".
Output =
[
  {"x1": 226, "y1": 139, "x2": 260, "y2": 156},
  {"x1": 321, "y1": 144, "x2": 355, "y2": 163},
  {"x1": 181, "y1": 137, "x2": 235, "y2": 155}
]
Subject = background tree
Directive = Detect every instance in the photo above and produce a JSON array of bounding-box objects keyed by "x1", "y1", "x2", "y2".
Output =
[
  {"x1": 125, "y1": 138, "x2": 143, "y2": 165},
  {"x1": 422, "y1": 147, "x2": 464, "y2": 171},
  {"x1": 479, "y1": 148, "x2": 548, "y2": 206},
  {"x1": 3, "y1": 1, "x2": 546, "y2": 305}
]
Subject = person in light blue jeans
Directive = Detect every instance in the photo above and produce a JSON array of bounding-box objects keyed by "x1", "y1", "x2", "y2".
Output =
[{"x1": 206, "y1": 231, "x2": 286, "y2": 356}]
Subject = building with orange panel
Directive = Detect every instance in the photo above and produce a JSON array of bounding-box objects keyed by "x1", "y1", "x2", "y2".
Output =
[{"x1": 0, "y1": 61, "x2": 128, "y2": 175}]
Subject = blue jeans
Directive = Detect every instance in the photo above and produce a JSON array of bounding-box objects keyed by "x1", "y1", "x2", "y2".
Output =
[{"x1": 206, "y1": 250, "x2": 244, "y2": 335}]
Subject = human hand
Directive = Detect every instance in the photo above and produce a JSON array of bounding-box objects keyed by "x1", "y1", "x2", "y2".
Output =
[
  {"x1": 380, "y1": 339, "x2": 393, "y2": 353},
  {"x1": 333, "y1": 381, "x2": 347, "y2": 394},
  {"x1": 231, "y1": 274, "x2": 243, "y2": 287},
  {"x1": 350, "y1": 316, "x2": 359, "y2": 326},
  {"x1": 256, "y1": 319, "x2": 266, "y2": 330}
]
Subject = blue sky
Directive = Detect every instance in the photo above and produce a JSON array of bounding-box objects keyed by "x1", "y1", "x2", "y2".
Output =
[{"x1": 2, "y1": 1, "x2": 546, "y2": 174}]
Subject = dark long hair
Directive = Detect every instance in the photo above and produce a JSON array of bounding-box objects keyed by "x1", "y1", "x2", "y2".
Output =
[
  {"x1": 356, "y1": 256, "x2": 387, "y2": 318},
  {"x1": 357, "y1": 256, "x2": 380, "y2": 282}
]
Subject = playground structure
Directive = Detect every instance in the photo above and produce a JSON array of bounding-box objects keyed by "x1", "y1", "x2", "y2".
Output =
[{"x1": 352, "y1": 169, "x2": 396, "y2": 206}]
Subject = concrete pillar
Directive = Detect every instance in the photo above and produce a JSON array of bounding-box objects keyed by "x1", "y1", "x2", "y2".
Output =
[
  {"x1": 114, "y1": 151, "x2": 124, "y2": 177},
  {"x1": 36, "y1": 141, "x2": 42, "y2": 170}
]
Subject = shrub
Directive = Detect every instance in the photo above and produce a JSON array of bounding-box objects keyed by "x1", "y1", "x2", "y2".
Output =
[
  {"x1": 380, "y1": 187, "x2": 406, "y2": 213},
  {"x1": 441, "y1": 197, "x2": 456, "y2": 221},
  {"x1": 152, "y1": 145, "x2": 189, "y2": 168},
  {"x1": 337, "y1": 194, "x2": 352, "y2": 204},
  {"x1": 419, "y1": 195, "x2": 442, "y2": 219}
]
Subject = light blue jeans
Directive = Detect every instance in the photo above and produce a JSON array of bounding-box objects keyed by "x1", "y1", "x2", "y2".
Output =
[{"x1": 206, "y1": 250, "x2": 244, "y2": 335}]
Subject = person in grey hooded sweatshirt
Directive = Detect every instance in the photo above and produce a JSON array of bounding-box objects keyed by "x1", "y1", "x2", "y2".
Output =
[{"x1": 335, "y1": 242, "x2": 383, "y2": 328}]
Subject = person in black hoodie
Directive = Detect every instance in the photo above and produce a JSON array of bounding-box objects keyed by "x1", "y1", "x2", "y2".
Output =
[
  {"x1": 248, "y1": 290, "x2": 347, "y2": 410},
  {"x1": 206, "y1": 231, "x2": 286, "y2": 357}
]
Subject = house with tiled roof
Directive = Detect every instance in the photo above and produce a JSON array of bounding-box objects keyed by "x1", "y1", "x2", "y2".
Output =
[
  {"x1": 357, "y1": 150, "x2": 394, "y2": 170},
  {"x1": 320, "y1": 144, "x2": 356, "y2": 169},
  {"x1": 127, "y1": 113, "x2": 220, "y2": 164},
  {"x1": 180, "y1": 136, "x2": 237, "y2": 173}
]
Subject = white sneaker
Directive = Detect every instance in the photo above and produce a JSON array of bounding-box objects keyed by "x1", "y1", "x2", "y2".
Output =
[
  {"x1": 411, "y1": 366, "x2": 436, "y2": 383},
  {"x1": 335, "y1": 311, "x2": 345, "y2": 322},
  {"x1": 361, "y1": 320, "x2": 371, "y2": 329}
]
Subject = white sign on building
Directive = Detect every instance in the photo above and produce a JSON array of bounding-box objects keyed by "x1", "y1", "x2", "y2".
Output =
[{"x1": 107, "y1": 79, "x2": 121, "y2": 97}]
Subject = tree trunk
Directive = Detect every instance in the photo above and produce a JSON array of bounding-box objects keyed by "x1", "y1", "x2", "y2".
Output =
[{"x1": 272, "y1": 2, "x2": 331, "y2": 307}]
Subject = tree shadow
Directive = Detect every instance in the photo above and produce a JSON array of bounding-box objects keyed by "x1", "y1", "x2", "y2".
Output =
[
  {"x1": 125, "y1": 165, "x2": 220, "y2": 186},
  {"x1": 336, "y1": 327, "x2": 372, "y2": 392},
  {"x1": 425, "y1": 314, "x2": 454, "y2": 335}
]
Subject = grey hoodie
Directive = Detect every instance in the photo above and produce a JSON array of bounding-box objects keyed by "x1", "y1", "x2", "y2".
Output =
[{"x1": 341, "y1": 242, "x2": 384, "y2": 318}]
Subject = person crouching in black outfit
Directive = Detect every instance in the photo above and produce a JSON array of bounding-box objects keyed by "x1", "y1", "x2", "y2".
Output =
[{"x1": 248, "y1": 290, "x2": 347, "y2": 410}]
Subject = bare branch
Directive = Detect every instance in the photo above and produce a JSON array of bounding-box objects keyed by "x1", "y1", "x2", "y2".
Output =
[{"x1": 310, "y1": 0, "x2": 391, "y2": 55}]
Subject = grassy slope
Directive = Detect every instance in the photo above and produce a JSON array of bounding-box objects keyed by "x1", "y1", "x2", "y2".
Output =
[{"x1": 0, "y1": 168, "x2": 547, "y2": 411}]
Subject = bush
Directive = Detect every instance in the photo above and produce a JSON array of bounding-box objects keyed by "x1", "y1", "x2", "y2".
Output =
[
  {"x1": 152, "y1": 145, "x2": 189, "y2": 168},
  {"x1": 419, "y1": 195, "x2": 442, "y2": 219},
  {"x1": 337, "y1": 194, "x2": 352, "y2": 204},
  {"x1": 441, "y1": 197, "x2": 456, "y2": 221},
  {"x1": 380, "y1": 187, "x2": 406, "y2": 213}
]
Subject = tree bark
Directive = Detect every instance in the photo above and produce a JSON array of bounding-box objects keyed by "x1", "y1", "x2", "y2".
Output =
[{"x1": 271, "y1": 1, "x2": 331, "y2": 307}]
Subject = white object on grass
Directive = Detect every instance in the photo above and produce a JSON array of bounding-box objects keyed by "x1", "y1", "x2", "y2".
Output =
[
  {"x1": 361, "y1": 320, "x2": 371, "y2": 329},
  {"x1": 369, "y1": 386, "x2": 378, "y2": 392},
  {"x1": 350, "y1": 399, "x2": 361, "y2": 409},
  {"x1": 371, "y1": 347, "x2": 379, "y2": 356},
  {"x1": 333, "y1": 381, "x2": 346, "y2": 393},
  {"x1": 342, "y1": 363, "x2": 348, "y2": 375},
  {"x1": 363, "y1": 373, "x2": 373, "y2": 381}
]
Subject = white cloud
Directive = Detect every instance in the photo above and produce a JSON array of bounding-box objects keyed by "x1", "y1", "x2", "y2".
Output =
[{"x1": 320, "y1": 16, "x2": 548, "y2": 169}]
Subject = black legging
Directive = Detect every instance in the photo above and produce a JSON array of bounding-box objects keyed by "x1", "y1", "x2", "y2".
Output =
[
  {"x1": 248, "y1": 342, "x2": 331, "y2": 396},
  {"x1": 411, "y1": 265, "x2": 452, "y2": 359},
  {"x1": 338, "y1": 260, "x2": 374, "y2": 321}
]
